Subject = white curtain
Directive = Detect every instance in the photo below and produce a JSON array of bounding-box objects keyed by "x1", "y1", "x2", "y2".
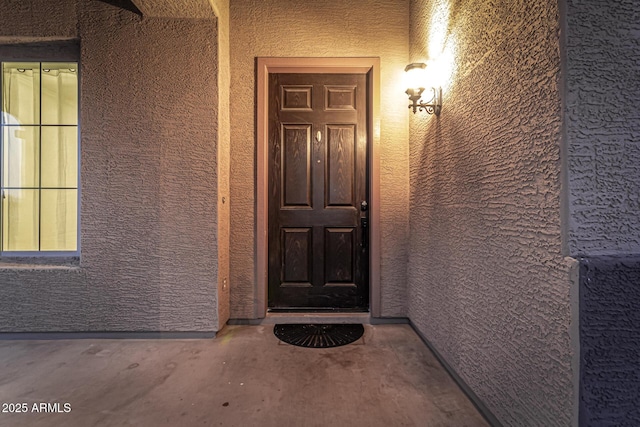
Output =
[
  {"x1": 41, "y1": 66, "x2": 78, "y2": 251},
  {"x1": 1, "y1": 63, "x2": 78, "y2": 251},
  {"x1": 2, "y1": 64, "x2": 39, "y2": 250}
]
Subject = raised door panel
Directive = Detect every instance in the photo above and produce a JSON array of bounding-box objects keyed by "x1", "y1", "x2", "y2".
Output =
[
  {"x1": 326, "y1": 125, "x2": 355, "y2": 207},
  {"x1": 281, "y1": 228, "x2": 313, "y2": 287},
  {"x1": 281, "y1": 85, "x2": 312, "y2": 110},
  {"x1": 324, "y1": 227, "x2": 356, "y2": 286},
  {"x1": 325, "y1": 85, "x2": 356, "y2": 110},
  {"x1": 282, "y1": 124, "x2": 311, "y2": 207}
]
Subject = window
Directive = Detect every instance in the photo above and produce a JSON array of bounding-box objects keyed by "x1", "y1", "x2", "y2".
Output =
[{"x1": 1, "y1": 62, "x2": 79, "y2": 254}]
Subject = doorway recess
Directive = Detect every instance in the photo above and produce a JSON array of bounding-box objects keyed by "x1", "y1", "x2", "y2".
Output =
[{"x1": 256, "y1": 57, "x2": 381, "y2": 319}]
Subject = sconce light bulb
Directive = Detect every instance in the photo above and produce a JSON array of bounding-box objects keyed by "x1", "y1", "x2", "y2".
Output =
[
  {"x1": 404, "y1": 62, "x2": 442, "y2": 116},
  {"x1": 405, "y1": 62, "x2": 428, "y2": 93}
]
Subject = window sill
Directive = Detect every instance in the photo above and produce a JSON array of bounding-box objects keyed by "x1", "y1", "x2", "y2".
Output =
[{"x1": 0, "y1": 256, "x2": 80, "y2": 270}]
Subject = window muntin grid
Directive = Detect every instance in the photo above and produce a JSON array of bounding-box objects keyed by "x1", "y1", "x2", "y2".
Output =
[{"x1": 0, "y1": 62, "x2": 79, "y2": 253}]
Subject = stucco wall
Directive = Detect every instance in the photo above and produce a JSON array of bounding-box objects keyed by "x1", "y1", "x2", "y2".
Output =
[
  {"x1": 0, "y1": 1, "x2": 222, "y2": 332},
  {"x1": 579, "y1": 256, "x2": 640, "y2": 426},
  {"x1": 209, "y1": 0, "x2": 231, "y2": 327},
  {"x1": 407, "y1": 0, "x2": 575, "y2": 425},
  {"x1": 229, "y1": 0, "x2": 410, "y2": 318},
  {"x1": 564, "y1": 0, "x2": 640, "y2": 257},
  {"x1": 0, "y1": 0, "x2": 77, "y2": 42},
  {"x1": 563, "y1": 1, "x2": 640, "y2": 425}
]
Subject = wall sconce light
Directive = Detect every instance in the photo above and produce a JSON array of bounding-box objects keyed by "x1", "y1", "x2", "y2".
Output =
[{"x1": 405, "y1": 62, "x2": 442, "y2": 115}]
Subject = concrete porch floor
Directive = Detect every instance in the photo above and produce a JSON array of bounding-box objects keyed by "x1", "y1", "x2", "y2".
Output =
[{"x1": 0, "y1": 325, "x2": 490, "y2": 427}]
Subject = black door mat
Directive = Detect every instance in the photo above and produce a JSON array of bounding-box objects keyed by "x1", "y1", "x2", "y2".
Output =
[{"x1": 273, "y1": 324, "x2": 364, "y2": 348}]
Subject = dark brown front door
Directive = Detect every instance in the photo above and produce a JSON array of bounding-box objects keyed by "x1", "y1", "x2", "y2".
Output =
[{"x1": 268, "y1": 73, "x2": 369, "y2": 310}]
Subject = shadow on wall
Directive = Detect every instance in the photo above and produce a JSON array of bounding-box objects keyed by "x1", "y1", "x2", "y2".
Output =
[
  {"x1": 408, "y1": 0, "x2": 571, "y2": 425},
  {"x1": 579, "y1": 256, "x2": 640, "y2": 426},
  {"x1": 96, "y1": 0, "x2": 142, "y2": 15}
]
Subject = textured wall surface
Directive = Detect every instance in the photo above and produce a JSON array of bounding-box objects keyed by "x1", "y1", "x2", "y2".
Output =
[
  {"x1": 579, "y1": 256, "x2": 640, "y2": 426},
  {"x1": 0, "y1": 1, "x2": 222, "y2": 332},
  {"x1": 0, "y1": 0, "x2": 77, "y2": 41},
  {"x1": 564, "y1": 2, "x2": 640, "y2": 425},
  {"x1": 229, "y1": 0, "x2": 410, "y2": 318},
  {"x1": 565, "y1": 0, "x2": 640, "y2": 256},
  {"x1": 407, "y1": 0, "x2": 575, "y2": 425},
  {"x1": 132, "y1": 0, "x2": 212, "y2": 18},
  {"x1": 210, "y1": 0, "x2": 231, "y2": 327}
]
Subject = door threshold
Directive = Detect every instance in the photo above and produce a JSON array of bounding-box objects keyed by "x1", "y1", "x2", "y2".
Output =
[
  {"x1": 229, "y1": 312, "x2": 371, "y2": 325},
  {"x1": 266, "y1": 312, "x2": 371, "y2": 325},
  {"x1": 226, "y1": 314, "x2": 411, "y2": 326}
]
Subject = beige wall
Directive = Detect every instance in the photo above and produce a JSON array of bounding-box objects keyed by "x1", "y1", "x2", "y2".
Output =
[
  {"x1": 0, "y1": 0, "x2": 223, "y2": 332},
  {"x1": 229, "y1": 0, "x2": 410, "y2": 318},
  {"x1": 407, "y1": 0, "x2": 575, "y2": 425},
  {"x1": 209, "y1": 0, "x2": 231, "y2": 326},
  {"x1": 0, "y1": 0, "x2": 77, "y2": 41}
]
